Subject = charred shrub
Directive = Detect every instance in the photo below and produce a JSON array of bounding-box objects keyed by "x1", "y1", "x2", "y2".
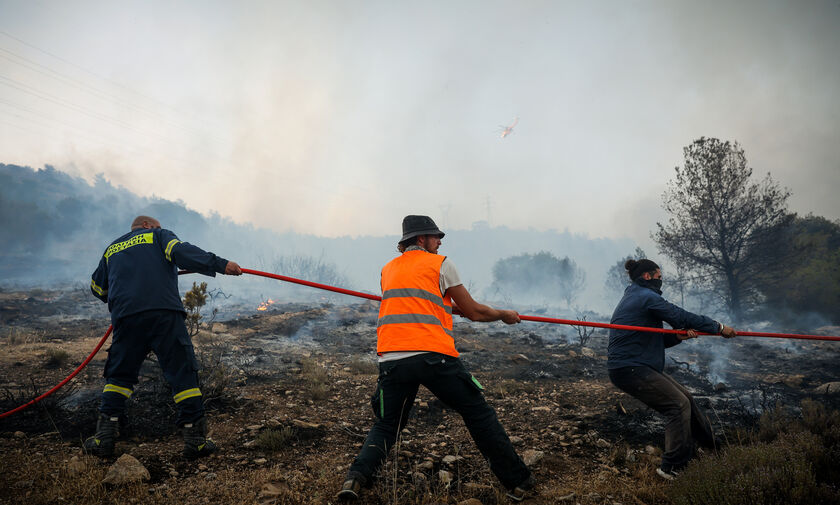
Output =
[
  {"x1": 196, "y1": 341, "x2": 240, "y2": 408},
  {"x1": 670, "y1": 400, "x2": 840, "y2": 505}
]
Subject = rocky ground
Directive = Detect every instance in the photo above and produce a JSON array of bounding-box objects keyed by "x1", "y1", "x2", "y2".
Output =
[{"x1": 1, "y1": 287, "x2": 839, "y2": 505}]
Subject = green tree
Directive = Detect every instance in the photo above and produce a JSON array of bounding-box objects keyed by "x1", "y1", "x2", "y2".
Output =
[
  {"x1": 654, "y1": 137, "x2": 792, "y2": 321},
  {"x1": 183, "y1": 281, "x2": 208, "y2": 336},
  {"x1": 758, "y1": 215, "x2": 840, "y2": 324}
]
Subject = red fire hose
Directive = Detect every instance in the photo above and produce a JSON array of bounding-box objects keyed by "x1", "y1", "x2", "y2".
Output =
[
  {"x1": 240, "y1": 268, "x2": 840, "y2": 342},
  {"x1": 2, "y1": 267, "x2": 838, "y2": 419}
]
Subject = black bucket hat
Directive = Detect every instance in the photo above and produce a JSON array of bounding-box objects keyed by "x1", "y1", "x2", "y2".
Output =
[{"x1": 401, "y1": 215, "x2": 445, "y2": 242}]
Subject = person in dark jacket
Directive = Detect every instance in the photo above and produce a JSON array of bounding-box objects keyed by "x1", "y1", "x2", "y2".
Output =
[
  {"x1": 85, "y1": 215, "x2": 241, "y2": 459},
  {"x1": 607, "y1": 258, "x2": 736, "y2": 479}
]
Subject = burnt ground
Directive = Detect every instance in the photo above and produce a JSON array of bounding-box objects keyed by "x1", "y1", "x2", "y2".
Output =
[{"x1": 1, "y1": 287, "x2": 840, "y2": 505}]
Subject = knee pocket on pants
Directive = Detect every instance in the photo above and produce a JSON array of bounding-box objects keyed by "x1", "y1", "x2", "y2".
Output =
[{"x1": 175, "y1": 333, "x2": 200, "y2": 371}]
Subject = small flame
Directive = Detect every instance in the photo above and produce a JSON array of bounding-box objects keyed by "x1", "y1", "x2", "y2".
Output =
[{"x1": 257, "y1": 298, "x2": 275, "y2": 311}]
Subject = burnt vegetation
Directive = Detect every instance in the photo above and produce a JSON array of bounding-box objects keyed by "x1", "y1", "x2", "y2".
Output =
[
  {"x1": 2, "y1": 142, "x2": 840, "y2": 503},
  {"x1": 1, "y1": 288, "x2": 839, "y2": 504}
]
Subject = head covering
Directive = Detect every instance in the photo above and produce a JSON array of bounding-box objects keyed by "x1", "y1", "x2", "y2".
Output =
[
  {"x1": 626, "y1": 258, "x2": 660, "y2": 281},
  {"x1": 400, "y1": 215, "x2": 445, "y2": 242}
]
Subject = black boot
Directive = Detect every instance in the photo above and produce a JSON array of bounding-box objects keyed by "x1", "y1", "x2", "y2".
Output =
[
  {"x1": 182, "y1": 417, "x2": 217, "y2": 459},
  {"x1": 83, "y1": 413, "x2": 119, "y2": 457}
]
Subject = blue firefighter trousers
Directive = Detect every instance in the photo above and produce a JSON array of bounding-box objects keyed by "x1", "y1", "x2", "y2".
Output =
[{"x1": 99, "y1": 309, "x2": 204, "y2": 426}]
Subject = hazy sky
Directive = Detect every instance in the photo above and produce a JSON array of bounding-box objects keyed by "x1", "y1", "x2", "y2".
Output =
[{"x1": 1, "y1": 0, "x2": 838, "y2": 250}]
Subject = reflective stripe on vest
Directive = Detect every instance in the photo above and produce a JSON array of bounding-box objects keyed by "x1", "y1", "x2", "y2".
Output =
[{"x1": 377, "y1": 250, "x2": 457, "y2": 357}]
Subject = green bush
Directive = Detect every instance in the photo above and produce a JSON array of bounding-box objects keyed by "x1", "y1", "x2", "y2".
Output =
[
  {"x1": 670, "y1": 400, "x2": 840, "y2": 505},
  {"x1": 43, "y1": 347, "x2": 70, "y2": 368},
  {"x1": 255, "y1": 426, "x2": 296, "y2": 452}
]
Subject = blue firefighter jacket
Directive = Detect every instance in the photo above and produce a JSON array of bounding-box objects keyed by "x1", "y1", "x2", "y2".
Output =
[
  {"x1": 90, "y1": 228, "x2": 229, "y2": 323},
  {"x1": 607, "y1": 280, "x2": 720, "y2": 372}
]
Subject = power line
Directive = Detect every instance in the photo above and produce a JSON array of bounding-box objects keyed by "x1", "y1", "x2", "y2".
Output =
[
  {"x1": 0, "y1": 30, "x2": 227, "y2": 140},
  {"x1": 0, "y1": 47, "x2": 229, "y2": 145}
]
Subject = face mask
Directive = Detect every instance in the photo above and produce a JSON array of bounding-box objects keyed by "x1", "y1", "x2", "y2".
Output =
[{"x1": 649, "y1": 278, "x2": 663, "y2": 291}]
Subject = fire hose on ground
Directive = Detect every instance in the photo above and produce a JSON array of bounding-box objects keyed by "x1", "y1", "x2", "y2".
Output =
[{"x1": 2, "y1": 266, "x2": 839, "y2": 419}]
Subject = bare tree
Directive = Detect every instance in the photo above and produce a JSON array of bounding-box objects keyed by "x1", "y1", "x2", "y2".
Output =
[{"x1": 654, "y1": 137, "x2": 792, "y2": 321}]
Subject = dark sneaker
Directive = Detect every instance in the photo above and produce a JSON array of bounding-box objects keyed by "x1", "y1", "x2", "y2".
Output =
[
  {"x1": 182, "y1": 417, "x2": 217, "y2": 460},
  {"x1": 656, "y1": 468, "x2": 679, "y2": 481},
  {"x1": 83, "y1": 414, "x2": 119, "y2": 458},
  {"x1": 337, "y1": 472, "x2": 366, "y2": 502},
  {"x1": 506, "y1": 473, "x2": 536, "y2": 502}
]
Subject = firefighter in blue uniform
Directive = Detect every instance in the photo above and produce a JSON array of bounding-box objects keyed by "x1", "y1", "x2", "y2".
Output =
[{"x1": 85, "y1": 215, "x2": 241, "y2": 459}]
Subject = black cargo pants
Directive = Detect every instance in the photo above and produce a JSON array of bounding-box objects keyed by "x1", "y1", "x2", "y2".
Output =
[
  {"x1": 609, "y1": 365, "x2": 716, "y2": 472},
  {"x1": 347, "y1": 352, "x2": 531, "y2": 490}
]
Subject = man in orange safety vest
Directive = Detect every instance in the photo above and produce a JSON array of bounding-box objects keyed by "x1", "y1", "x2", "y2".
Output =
[{"x1": 337, "y1": 215, "x2": 535, "y2": 502}]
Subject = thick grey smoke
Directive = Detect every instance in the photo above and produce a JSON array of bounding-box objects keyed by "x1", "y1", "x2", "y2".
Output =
[{"x1": 1, "y1": 164, "x2": 635, "y2": 315}]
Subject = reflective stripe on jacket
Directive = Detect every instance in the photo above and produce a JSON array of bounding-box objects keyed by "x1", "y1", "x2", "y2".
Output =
[
  {"x1": 90, "y1": 228, "x2": 228, "y2": 323},
  {"x1": 376, "y1": 249, "x2": 457, "y2": 357}
]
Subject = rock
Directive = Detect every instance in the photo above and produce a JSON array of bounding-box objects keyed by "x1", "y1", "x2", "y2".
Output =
[
  {"x1": 509, "y1": 435, "x2": 523, "y2": 445},
  {"x1": 205, "y1": 472, "x2": 217, "y2": 480},
  {"x1": 438, "y1": 470, "x2": 452, "y2": 487},
  {"x1": 580, "y1": 347, "x2": 596, "y2": 357},
  {"x1": 102, "y1": 454, "x2": 150, "y2": 485},
  {"x1": 462, "y1": 482, "x2": 493, "y2": 494},
  {"x1": 169, "y1": 470, "x2": 179, "y2": 478},
  {"x1": 411, "y1": 472, "x2": 428, "y2": 490},
  {"x1": 530, "y1": 406, "x2": 551, "y2": 412},
  {"x1": 458, "y1": 499, "x2": 484, "y2": 505},
  {"x1": 713, "y1": 382, "x2": 727, "y2": 392},
  {"x1": 644, "y1": 445, "x2": 659, "y2": 455},
  {"x1": 292, "y1": 419, "x2": 322, "y2": 430},
  {"x1": 522, "y1": 449, "x2": 544, "y2": 467},
  {"x1": 814, "y1": 382, "x2": 840, "y2": 394},
  {"x1": 509, "y1": 353, "x2": 531, "y2": 364},
  {"x1": 198, "y1": 464, "x2": 208, "y2": 471},
  {"x1": 558, "y1": 492, "x2": 576, "y2": 501},
  {"x1": 625, "y1": 449, "x2": 637, "y2": 463},
  {"x1": 67, "y1": 455, "x2": 86, "y2": 476},
  {"x1": 596, "y1": 438, "x2": 611, "y2": 448},
  {"x1": 13, "y1": 431, "x2": 25, "y2": 439},
  {"x1": 254, "y1": 458, "x2": 267, "y2": 465},
  {"x1": 246, "y1": 424, "x2": 263, "y2": 431},
  {"x1": 567, "y1": 350, "x2": 578, "y2": 358},
  {"x1": 417, "y1": 460, "x2": 435, "y2": 471},
  {"x1": 442, "y1": 455, "x2": 463, "y2": 465}
]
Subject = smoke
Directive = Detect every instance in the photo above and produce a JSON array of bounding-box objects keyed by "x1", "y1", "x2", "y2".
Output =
[{"x1": 1, "y1": 163, "x2": 636, "y2": 314}]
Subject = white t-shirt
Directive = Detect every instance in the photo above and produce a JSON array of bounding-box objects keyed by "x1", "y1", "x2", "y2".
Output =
[{"x1": 379, "y1": 246, "x2": 462, "y2": 362}]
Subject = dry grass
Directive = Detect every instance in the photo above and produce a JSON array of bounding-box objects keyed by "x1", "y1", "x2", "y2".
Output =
[
  {"x1": 298, "y1": 357, "x2": 330, "y2": 401},
  {"x1": 347, "y1": 356, "x2": 378, "y2": 375}
]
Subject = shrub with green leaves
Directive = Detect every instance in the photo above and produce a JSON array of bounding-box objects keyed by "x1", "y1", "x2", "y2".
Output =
[
  {"x1": 43, "y1": 347, "x2": 70, "y2": 368},
  {"x1": 670, "y1": 400, "x2": 840, "y2": 505},
  {"x1": 255, "y1": 426, "x2": 296, "y2": 452}
]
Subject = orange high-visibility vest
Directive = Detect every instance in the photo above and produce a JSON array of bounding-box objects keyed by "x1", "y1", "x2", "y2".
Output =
[{"x1": 377, "y1": 249, "x2": 457, "y2": 357}]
